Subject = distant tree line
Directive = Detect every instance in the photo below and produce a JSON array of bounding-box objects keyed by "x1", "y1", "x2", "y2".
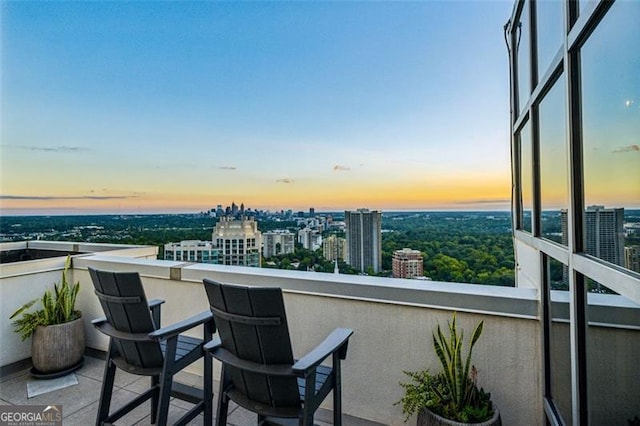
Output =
[{"x1": 3, "y1": 212, "x2": 517, "y2": 286}]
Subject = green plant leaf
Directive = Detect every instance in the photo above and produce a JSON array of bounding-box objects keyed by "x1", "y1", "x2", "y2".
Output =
[
  {"x1": 9, "y1": 299, "x2": 37, "y2": 320},
  {"x1": 9, "y1": 255, "x2": 81, "y2": 339},
  {"x1": 397, "y1": 312, "x2": 493, "y2": 423}
]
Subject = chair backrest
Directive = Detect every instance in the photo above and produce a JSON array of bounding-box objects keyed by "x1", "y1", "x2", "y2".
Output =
[
  {"x1": 203, "y1": 279, "x2": 301, "y2": 408},
  {"x1": 89, "y1": 267, "x2": 164, "y2": 369}
]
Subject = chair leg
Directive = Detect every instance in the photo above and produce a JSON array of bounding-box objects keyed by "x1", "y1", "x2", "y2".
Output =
[
  {"x1": 150, "y1": 374, "x2": 160, "y2": 424},
  {"x1": 301, "y1": 373, "x2": 315, "y2": 426},
  {"x1": 203, "y1": 352, "x2": 213, "y2": 426},
  {"x1": 215, "y1": 393, "x2": 230, "y2": 426},
  {"x1": 333, "y1": 357, "x2": 343, "y2": 426},
  {"x1": 96, "y1": 350, "x2": 117, "y2": 425},
  {"x1": 301, "y1": 410, "x2": 314, "y2": 426},
  {"x1": 215, "y1": 367, "x2": 229, "y2": 426},
  {"x1": 155, "y1": 372, "x2": 173, "y2": 426}
]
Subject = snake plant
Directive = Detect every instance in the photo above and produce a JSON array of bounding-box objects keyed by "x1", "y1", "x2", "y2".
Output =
[
  {"x1": 397, "y1": 312, "x2": 494, "y2": 423},
  {"x1": 9, "y1": 255, "x2": 81, "y2": 341}
]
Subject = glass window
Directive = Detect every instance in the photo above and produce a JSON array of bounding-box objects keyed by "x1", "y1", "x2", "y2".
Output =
[
  {"x1": 546, "y1": 256, "x2": 571, "y2": 425},
  {"x1": 518, "y1": 121, "x2": 533, "y2": 233},
  {"x1": 517, "y1": 1, "x2": 531, "y2": 115},
  {"x1": 581, "y1": 0, "x2": 640, "y2": 273},
  {"x1": 585, "y1": 276, "x2": 639, "y2": 423},
  {"x1": 578, "y1": 0, "x2": 588, "y2": 19},
  {"x1": 539, "y1": 74, "x2": 568, "y2": 245},
  {"x1": 536, "y1": 0, "x2": 564, "y2": 78}
]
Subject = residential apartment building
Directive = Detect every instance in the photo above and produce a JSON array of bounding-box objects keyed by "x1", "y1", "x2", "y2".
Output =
[
  {"x1": 562, "y1": 206, "x2": 625, "y2": 267},
  {"x1": 392, "y1": 248, "x2": 423, "y2": 279},
  {"x1": 298, "y1": 227, "x2": 322, "y2": 251},
  {"x1": 344, "y1": 209, "x2": 382, "y2": 273},
  {"x1": 262, "y1": 230, "x2": 295, "y2": 258},
  {"x1": 625, "y1": 246, "x2": 640, "y2": 273},
  {"x1": 322, "y1": 234, "x2": 347, "y2": 262},
  {"x1": 213, "y1": 216, "x2": 262, "y2": 267}
]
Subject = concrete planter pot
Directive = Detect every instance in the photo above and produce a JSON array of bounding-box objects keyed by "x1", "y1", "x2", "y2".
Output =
[
  {"x1": 417, "y1": 406, "x2": 501, "y2": 426},
  {"x1": 31, "y1": 316, "x2": 85, "y2": 375}
]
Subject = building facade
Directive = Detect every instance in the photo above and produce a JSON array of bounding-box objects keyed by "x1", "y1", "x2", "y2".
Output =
[
  {"x1": 164, "y1": 240, "x2": 220, "y2": 264},
  {"x1": 322, "y1": 234, "x2": 347, "y2": 262},
  {"x1": 212, "y1": 216, "x2": 262, "y2": 267},
  {"x1": 625, "y1": 246, "x2": 640, "y2": 273},
  {"x1": 297, "y1": 227, "x2": 322, "y2": 251},
  {"x1": 392, "y1": 248, "x2": 423, "y2": 279},
  {"x1": 507, "y1": 1, "x2": 640, "y2": 424},
  {"x1": 262, "y1": 230, "x2": 295, "y2": 258},
  {"x1": 344, "y1": 209, "x2": 382, "y2": 273}
]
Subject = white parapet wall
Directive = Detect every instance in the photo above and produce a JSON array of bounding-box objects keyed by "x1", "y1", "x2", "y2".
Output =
[
  {"x1": 5, "y1": 250, "x2": 639, "y2": 425},
  {"x1": 71, "y1": 254, "x2": 543, "y2": 426}
]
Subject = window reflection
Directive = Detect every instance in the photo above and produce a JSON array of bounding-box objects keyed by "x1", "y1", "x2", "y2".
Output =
[
  {"x1": 518, "y1": 121, "x2": 533, "y2": 233},
  {"x1": 536, "y1": 0, "x2": 563, "y2": 78},
  {"x1": 539, "y1": 74, "x2": 567, "y2": 245},
  {"x1": 581, "y1": 0, "x2": 640, "y2": 273},
  {"x1": 517, "y1": 0, "x2": 531, "y2": 115}
]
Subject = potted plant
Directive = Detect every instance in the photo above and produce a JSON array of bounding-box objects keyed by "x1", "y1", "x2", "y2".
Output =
[
  {"x1": 396, "y1": 312, "x2": 501, "y2": 425},
  {"x1": 9, "y1": 255, "x2": 85, "y2": 377}
]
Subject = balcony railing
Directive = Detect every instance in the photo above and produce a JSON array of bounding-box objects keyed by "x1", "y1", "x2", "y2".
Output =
[{"x1": 1, "y1": 241, "x2": 638, "y2": 425}]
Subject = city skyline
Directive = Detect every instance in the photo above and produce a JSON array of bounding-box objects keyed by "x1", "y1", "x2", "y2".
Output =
[{"x1": 4, "y1": 1, "x2": 519, "y2": 214}]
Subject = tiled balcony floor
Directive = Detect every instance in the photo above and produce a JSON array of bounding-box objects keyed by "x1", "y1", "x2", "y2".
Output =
[{"x1": 0, "y1": 356, "x2": 381, "y2": 426}]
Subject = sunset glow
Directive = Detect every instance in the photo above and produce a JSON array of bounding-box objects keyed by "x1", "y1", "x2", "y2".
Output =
[{"x1": 1, "y1": 1, "x2": 516, "y2": 215}]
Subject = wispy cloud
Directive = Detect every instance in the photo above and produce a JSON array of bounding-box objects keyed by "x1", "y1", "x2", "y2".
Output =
[
  {"x1": 276, "y1": 178, "x2": 294, "y2": 184},
  {"x1": 612, "y1": 144, "x2": 639, "y2": 153},
  {"x1": 218, "y1": 166, "x2": 237, "y2": 170},
  {"x1": 1, "y1": 144, "x2": 88, "y2": 153},
  {"x1": 454, "y1": 198, "x2": 510, "y2": 205},
  {"x1": 333, "y1": 165, "x2": 350, "y2": 171},
  {"x1": 1, "y1": 194, "x2": 138, "y2": 201}
]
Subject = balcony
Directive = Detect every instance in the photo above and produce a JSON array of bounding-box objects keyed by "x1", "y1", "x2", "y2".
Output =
[{"x1": 1, "y1": 242, "x2": 639, "y2": 425}]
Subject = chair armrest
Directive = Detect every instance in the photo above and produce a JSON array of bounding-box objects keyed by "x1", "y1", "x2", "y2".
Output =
[
  {"x1": 149, "y1": 310, "x2": 213, "y2": 340},
  {"x1": 205, "y1": 339, "x2": 296, "y2": 377},
  {"x1": 203, "y1": 336, "x2": 222, "y2": 352},
  {"x1": 93, "y1": 318, "x2": 156, "y2": 342},
  {"x1": 92, "y1": 317, "x2": 107, "y2": 325},
  {"x1": 148, "y1": 298, "x2": 165, "y2": 309},
  {"x1": 292, "y1": 328, "x2": 353, "y2": 374}
]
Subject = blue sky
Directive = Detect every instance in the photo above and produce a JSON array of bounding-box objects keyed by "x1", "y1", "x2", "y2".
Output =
[{"x1": 1, "y1": 1, "x2": 515, "y2": 214}]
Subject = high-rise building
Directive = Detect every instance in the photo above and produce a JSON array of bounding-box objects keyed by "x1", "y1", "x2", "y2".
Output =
[
  {"x1": 392, "y1": 248, "x2": 423, "y2": 279},
  {"x1": 262, "y1": 230, "x2": 295, "y2": 258},
  {"x1": 561, "y1": 206, "x2": 625, "y2": 266},
  {"x1": 584, "y1": 206, "x2": 625, "y2": 267},
  {"x1": 213, "y1": 216, "x2": 262, "y2": 267},
  {"x1": 344, "y1": 209, "x2": 382, "y2": 273},
  {"x1": 322, "y1": 234, "x2": 347, "y2": 262},
  {"x1": 298, "y1": 227, "x2": 322, "y2": 251},
  {"x1": 164, "y1": 240, "x2": 220, "y2": 264}
]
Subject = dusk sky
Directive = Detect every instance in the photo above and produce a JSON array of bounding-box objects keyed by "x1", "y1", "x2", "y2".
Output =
[{"x1": 1, "y1": 1, "x2": 515, "y2": 215}]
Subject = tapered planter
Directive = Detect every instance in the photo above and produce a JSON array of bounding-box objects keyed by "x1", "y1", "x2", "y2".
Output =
[
  {"x1": 417, "y1": 406, "x2": 501, "y2": 426},
  {"x1": 31, "y1": 316, "x2": 85, "y2": 375}
]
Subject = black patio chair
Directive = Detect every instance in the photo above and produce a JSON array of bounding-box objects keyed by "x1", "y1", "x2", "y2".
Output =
[
  {"x1": 202, "y1": 279, "x2": 353, "y2": 426},
  {"x1": 89, "y1": 267, "x2": 215, "y2": 426}
]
